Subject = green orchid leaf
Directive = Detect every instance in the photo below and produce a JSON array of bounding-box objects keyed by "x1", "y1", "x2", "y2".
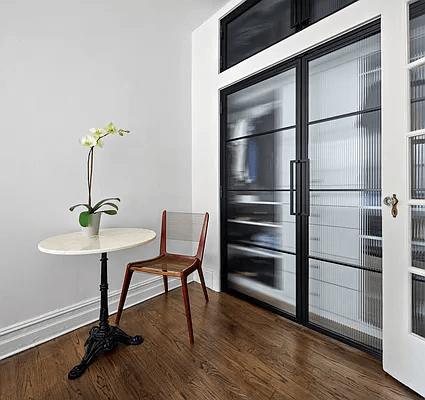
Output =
[
  {"x1": 92, "y1": 198, "x2": 120, "y2": 212},
  {"x1": 98, "y1": 209, "x2": 118, "y2": 216},
  {"x1": 79, "y1": 211, "x2": 90, "y2": 227},
  {"x1": 69, "y1": 203, "x2": 93, "y2": 212},
  {"x1": 96, "y1": 202, "x2": 119, "y2": 211}
]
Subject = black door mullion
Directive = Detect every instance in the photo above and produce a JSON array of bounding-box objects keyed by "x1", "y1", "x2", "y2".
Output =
[{"x1": 297, "y1": 55, "x2": 310, "y2": 325}]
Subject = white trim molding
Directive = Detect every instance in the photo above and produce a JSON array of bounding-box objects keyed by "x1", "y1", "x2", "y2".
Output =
[{"x1": 0, "y1": 276, "x2": 184, "y2": 361}]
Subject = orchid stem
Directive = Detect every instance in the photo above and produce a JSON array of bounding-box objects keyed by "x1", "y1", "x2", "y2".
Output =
[{"x1": 87, "y1": 147, "x2": 94, "y2": 207}]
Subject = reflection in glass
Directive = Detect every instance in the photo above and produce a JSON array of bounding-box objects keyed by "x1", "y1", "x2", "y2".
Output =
[
  {"x1": 411, "y1": 134, "x2": 425, "y2": 199},
  {"x1": 410, "y1": 1, "x2": 425, "y2": 62},
  {"x1": 225, "y1": 0, "x2": 294, "y2": 69},
  {"x1": 309, "y1": 34, "x2": 381, "y2": 122},
  {"x1": 411, "y1": 65, "x2": 425, "y2": 132},
  {"x1": 412, "y1": 206, "x2": 425, "y2": 270},
  {"x1": 227, "y1": 243, "x2": 296, "y2": 315},
  {"x1": 412, "y1": 273, "x2": 425, "y2": 338}
]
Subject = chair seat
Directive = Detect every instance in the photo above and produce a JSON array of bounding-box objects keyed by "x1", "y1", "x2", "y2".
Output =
[{"x1": 129, "y1": 254, "x2": 198, "y2": 278}]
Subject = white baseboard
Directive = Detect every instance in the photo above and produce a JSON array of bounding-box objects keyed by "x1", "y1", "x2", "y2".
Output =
[{"x1": 0, "y1": 276, "x2": 184, "y2": 361}]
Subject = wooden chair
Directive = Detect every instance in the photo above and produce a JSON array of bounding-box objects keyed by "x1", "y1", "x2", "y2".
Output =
[{"x1": 115, "y1": 210, "x2": 209, "y2": 344}]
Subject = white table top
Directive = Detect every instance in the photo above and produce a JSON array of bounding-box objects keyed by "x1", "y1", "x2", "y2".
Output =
[{"x1": 38, "y1": 228, "x2": 157, "y2": 255}]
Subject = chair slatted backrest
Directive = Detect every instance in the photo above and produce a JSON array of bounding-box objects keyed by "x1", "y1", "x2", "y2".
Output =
[{"x1": 160, "y1": 211, "x2": 209, "y2": 260}]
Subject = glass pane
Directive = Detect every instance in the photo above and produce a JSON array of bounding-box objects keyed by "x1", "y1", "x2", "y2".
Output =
[
  {"x1": 227, "y1": 243, "x2": 296, "y2": 315},
  {"x1": 227, "y1": 191, "x2": 295, "y2": 253},
  {"x1": 410, "y1": 134, "x2": 425, "y2": 199},
  {"x1": 227, "y1": 129, "x2": 295, "y2": 191},
  {"x1": 309, "y1": 259, "x2": 382, "y2": 350},
  {"x1": 309, "y1": 34, "x2": 381, "y2": 122},
  {"x1": 410, "y1": 0, "x2": 425, "y2": 62},
  {"x1": 309, "y1": 0, "x2": 357, "y2": 25},
  {"x1": 309, "y1": 112, "x2": 381, "y2": 190},
  {"x1": 310, "y1": 191, "x2": 382, "y2": 268},
  {"x1": 411, "y1": 65, "x2": 425, "y2": 131},
  {"x1": 412, "y1": 273, "x2": 425, "y2": 338},
  {"x1": 227, "y1": 68, "x2": 296, "y2": 140},
  {"x1": 412, "y1": 205, "x2": 425, "y2": 270},
  {"x1": 225, "y1": 0, "x2": 295, "y2": 69}
]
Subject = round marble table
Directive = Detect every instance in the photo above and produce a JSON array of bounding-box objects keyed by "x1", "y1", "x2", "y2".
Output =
[{"x1": 38, "y1": 228, "x2": 156, "y2": 379}]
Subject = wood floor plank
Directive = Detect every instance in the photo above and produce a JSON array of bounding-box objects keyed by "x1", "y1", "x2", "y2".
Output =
[{"x1": 0, "y1": 283, "x2": 422, "y2": 400}]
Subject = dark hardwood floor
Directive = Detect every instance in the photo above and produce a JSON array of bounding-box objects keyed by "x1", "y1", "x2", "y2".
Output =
[{"x1": 0, "y1": 283, "x2": 422, "y2": 400}]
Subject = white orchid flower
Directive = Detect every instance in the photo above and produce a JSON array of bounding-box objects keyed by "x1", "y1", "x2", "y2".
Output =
[
  {"x1": 89, "y1": 128, "x2": 105, "y2": 139},
  {"x1": 96, "y1": 139, "x2": 104, "y2": 148},
  {"x1": 80, "y1": 135, "x2": 97, "y2": 147},
  {"x1": 104, "y1": 122, "x2": 117, "y2": 135}
]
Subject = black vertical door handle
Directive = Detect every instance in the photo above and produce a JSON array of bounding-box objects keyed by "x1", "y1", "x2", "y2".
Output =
[{"x1": 290, "y1": 160, "x2": 297, "y2": 215}]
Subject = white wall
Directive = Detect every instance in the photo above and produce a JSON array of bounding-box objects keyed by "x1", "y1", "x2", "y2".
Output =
[
  {"x1": 192, "y1": 0, "x2": 384, "y2": 292},
  {"x1": 0, "y1": 0, "x2": 229, "y2": 358}
]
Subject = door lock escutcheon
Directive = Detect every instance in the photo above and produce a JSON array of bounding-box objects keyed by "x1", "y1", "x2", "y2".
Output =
[{"x1": 383, "y1": 194, "x2": 398, "y2": 218}]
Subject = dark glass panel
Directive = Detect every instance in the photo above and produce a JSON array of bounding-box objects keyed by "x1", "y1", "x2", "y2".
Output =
[
  {"x1": 309, "y1": 0, "x2": 357, "y2": 25},
  {"x1": 226, "y1": 0, "x2": 294, "y2": 69}
]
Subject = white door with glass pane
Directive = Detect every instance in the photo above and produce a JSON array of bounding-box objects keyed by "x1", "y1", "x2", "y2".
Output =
[{"x1": 382, "y1": 0, "x2": 425, "y2": 396}]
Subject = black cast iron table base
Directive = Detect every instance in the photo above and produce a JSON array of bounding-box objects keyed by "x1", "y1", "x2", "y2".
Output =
[{"x1": 68, "y1": 252, "x2": 143, "y2": 380}]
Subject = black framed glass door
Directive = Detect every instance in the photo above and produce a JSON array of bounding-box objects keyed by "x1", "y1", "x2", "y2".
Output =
[
  {"x1": 221, "y1": 62, "x2": 299, "y2": 316},
  {"x1": 221, "y1": 21, "x2": 382, "y2": 356}
]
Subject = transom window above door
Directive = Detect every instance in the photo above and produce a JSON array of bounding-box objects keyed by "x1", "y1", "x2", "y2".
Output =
[{"x1": 220, "y1": 0, "x2": 359, "y2": 71}]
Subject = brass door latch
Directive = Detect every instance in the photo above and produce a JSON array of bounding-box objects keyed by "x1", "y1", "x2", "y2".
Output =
[{"x1": 383, "y1": 194, "x2": 398, "y2": 218}]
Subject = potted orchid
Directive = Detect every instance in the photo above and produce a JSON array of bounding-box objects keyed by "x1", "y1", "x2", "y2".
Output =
[{"x1": 70, "y1": 122, "x2": 130, "y2": 236}]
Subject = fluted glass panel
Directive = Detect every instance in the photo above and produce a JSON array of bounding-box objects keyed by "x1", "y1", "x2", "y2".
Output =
[
  {"x1": 412, "y1": 206, "x2": 425, "y2": 270},
  {"x1": 410, "y1": 1, "x2": 425, "y2": 62},
  {"x1": 410, "y1": 134, "x2": 425, "y2": 199},
  {"x1": 310, "y1": 191, "x2": 382, "y2": 268},
  {"x1": 309, "y1": 34, "x2": 381, "y2": 122},
  {"x1": 412, "y1": 273, "x2": 425, "y2": 338},
  {"x1": 225, "y1": 0, "x2": 295, "y2": 70},
  {"x1": 411, "y1": 65, "x2": 425, "y2": 131},
  {"x1": 227, "y1": 129, "x2": 295, "y2": 191},
  {"x1": 227, "y1": 68, "x2": 296, "y2": 140},
  {"x1": 227, "y1": 243, "x2": 296, "y2": 315},
  {"x1": 227, "y1": 191, "x2": 295, "y2": 253},
  {"x1": 308, "y1": 32, "x2": 382, "y2": 351},
  {"x1": 309, "y1": 0, "x2": 357, "y2": 25},
  {"x1": 309, "y1": 259, "x2": 382, "y2": 350},
  {"x1": 309, "y1": 112, "x2": 381, "y2": 190}
]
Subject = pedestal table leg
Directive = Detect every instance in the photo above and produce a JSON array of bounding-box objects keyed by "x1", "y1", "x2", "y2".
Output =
[{"x1": 68, "y1": 252, "x2": 143, "y2": 380}]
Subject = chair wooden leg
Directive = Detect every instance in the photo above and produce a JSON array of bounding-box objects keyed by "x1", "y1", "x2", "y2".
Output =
[
  {"x1": 163, "y1": 276, "x2": 168, "y2": 293},
  {"x1": 197, "y1": 267, "x2": 209, "y2": 302},
  {"x1": 115, "y1": 265, "x2": 134, "y2": 325},
  {"x1": 181, "y1": 276, "x2": 194, "y2": 344}
]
